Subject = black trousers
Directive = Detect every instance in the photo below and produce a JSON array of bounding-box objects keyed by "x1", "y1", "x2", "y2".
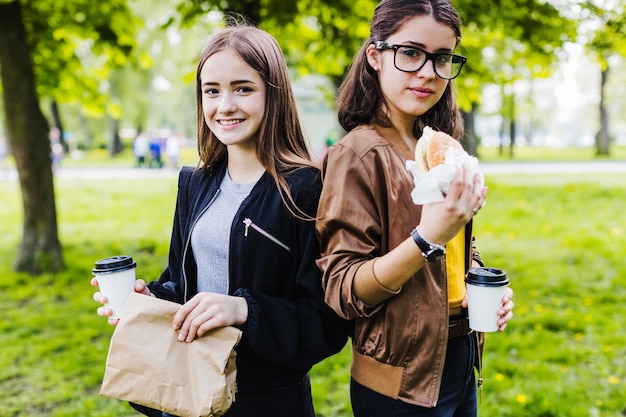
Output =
[{"x1": 149, "y1": 374, "x2": 315, "y2": 417}]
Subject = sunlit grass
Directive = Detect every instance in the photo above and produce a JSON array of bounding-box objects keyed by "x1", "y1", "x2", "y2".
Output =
[
  {"x1": 1, "y1": 171, "x2": 625, "y2": 416},
  {"x1": 477, "y1": 143, "x2": 626, "y2": 161}
]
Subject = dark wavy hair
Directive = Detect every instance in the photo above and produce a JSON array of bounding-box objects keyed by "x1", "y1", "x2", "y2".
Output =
[
  {"x1": 195, "y1": 25, "x2": 316, "y2": 218},
  {"x1": 336, "y1": 0, "x2": 464, "y2": 139}
]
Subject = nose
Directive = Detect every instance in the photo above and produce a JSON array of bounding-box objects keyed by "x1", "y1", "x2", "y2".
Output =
[
  {"x1": 218, "y1": 93, "x2": 237, "y2": 113},
  {"x1": 416, "y1": 58, "x2": 437, "y2": 79}
]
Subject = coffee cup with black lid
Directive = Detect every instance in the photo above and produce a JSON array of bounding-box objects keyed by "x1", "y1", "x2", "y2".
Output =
[
  {"x1": 465, "y1": 267, "x2": 509, "y2": 332},
  {"x1": 93, "y1": 256, "x2": 137, "y2": 319}
]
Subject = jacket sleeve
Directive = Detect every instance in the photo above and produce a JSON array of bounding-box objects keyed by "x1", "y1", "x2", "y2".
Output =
[
  {"x1": 315, "y1": 144, "x2": 387, "y2": 320},
  {"x1": 233, "y1": 171, "x2": 350, "y2": 370}
]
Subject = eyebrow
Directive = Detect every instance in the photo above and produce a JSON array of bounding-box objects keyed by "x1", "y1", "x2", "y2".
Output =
[
  {"x1": 403, "y1": 41, "x2": 454, "y2": 54},
  {"x1": 202, "y1": 79, "x2": 257, "y2": 87}
]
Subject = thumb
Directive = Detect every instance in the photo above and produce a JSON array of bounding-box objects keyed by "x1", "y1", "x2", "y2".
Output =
[{"x1": 134, "y1": 279, "x2": 151, "y2": 296}]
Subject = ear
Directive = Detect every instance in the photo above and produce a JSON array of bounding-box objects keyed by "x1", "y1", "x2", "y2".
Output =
[{"x1": 366, "y1": 43, "x2": 381, "y2": 71}]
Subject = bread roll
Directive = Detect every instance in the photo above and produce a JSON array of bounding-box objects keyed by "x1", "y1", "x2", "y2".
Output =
[{"x1": 414, "y1": 126, "x2": 463, "y2": 173}]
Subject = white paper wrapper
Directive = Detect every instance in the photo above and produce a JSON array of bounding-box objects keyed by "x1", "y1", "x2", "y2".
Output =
[{"x1": 406, "y1": 146, "x2": 484, "y2": 204}]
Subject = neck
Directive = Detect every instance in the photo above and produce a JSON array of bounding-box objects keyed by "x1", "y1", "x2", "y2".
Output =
[
  {"x1": 382, "y1": 108, "x2": 418, "y2": 153},
  {"x1": 226, "y1": 147, "x2": 265, "y2": 184},
  {"x1": 377, "y1": 124, "x2": 417, "y2": 154}
]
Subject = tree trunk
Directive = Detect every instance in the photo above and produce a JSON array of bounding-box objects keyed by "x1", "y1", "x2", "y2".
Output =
[
  {"x1": 110, "y1": 116, "x2": 123, "y2": 155},
  {"x1": 596, "y1": 67, "x2": 610, "y2": 156},
  {"x1": 462, "y1": 102, "x2": 479, "y2": 157},
  {"x1": 0, "y1": 0, "x2": 64, "y2": 274},
  {"x1": 508, "y1": 93, "x2": 516, "y2": 158}
]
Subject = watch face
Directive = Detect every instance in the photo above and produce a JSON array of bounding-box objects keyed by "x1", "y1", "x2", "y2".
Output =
[{"x1": 426, "y1": 248, "x2": 445, "y2": 262}]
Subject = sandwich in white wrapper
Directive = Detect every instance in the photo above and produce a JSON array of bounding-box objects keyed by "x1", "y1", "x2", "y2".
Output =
[{"x1": 406, "y1": 126, "x2": 484, "y2": 205}]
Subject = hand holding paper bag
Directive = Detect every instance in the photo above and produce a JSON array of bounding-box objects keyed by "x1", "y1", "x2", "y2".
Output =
[{"x1": 100, "y1": 293, "x2": 242, "y2": 417}]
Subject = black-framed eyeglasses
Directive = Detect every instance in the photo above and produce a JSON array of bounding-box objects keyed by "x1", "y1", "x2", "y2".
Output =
[{"x1": 374, "y1": 41, "x2": 466, "y2": 80}]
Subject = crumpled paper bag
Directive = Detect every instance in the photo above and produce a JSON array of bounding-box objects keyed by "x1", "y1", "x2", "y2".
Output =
[
  {"x1": 100, "y1": 292, "x2": 242, "y2": 417},
  {"x1": 406, "y1": 146, "x2": 484, "y2": 204}
]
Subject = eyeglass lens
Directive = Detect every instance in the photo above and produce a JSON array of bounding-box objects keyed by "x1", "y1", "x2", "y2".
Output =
[{"x1": 395, "y1": 46, "x2": 463, "y2": 79}]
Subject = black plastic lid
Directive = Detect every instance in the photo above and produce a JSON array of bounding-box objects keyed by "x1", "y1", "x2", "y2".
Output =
[
  {"x1": 465, "y1": 267, "x2": 509, "y2": 287},
  {"x1": 92, "y1": 255, "x2": 136, "y2": 274}
]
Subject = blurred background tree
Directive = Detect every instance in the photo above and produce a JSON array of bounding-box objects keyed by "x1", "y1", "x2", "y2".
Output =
[
  {"x1": 583, "y1": 0, "x2": 626, "y2": 155},
  {"x1": 0, "y1": 0, "x2": 136, "y2": 274}
]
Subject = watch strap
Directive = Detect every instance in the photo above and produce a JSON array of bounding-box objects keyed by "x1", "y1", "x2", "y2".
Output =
[{"x1": 411, "y1": 228, "x2": 446, "y2": 261}]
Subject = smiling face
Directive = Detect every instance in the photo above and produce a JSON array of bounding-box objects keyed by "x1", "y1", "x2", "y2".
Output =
[
  {"x1": 199, "y1": 49, "x2": 266, "y2": 152},
  {"x1": 366, "y1": 14, "x2": 457, "y2": 130}
]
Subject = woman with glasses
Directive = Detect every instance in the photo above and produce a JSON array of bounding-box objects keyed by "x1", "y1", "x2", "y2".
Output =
[{"x1": 315, "y1": 0, "x2": 514, "y2": 416}]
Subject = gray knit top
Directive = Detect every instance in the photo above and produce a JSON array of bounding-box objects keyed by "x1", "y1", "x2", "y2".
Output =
[{"x1": 191, "y1": 171, "x2": 258, "y2": 294}]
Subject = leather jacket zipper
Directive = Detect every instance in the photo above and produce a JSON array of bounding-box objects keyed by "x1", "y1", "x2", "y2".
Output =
[{"x1": 243, "y1": 218, "x2": 290, "y2": 252}]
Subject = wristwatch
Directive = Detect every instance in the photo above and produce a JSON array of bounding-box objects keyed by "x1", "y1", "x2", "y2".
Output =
[{"x1": 411, "y1": 227, "x2": 446, "y2": 262}]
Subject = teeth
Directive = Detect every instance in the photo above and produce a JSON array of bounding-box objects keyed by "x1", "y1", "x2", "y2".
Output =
[{"x1": 220, "y1": 119, "x2": 243, "y2": 126}]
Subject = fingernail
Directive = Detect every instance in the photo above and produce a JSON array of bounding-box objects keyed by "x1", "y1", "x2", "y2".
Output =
[{"x1": 178, "y1": 333, "x2": 185, "y2": 341}]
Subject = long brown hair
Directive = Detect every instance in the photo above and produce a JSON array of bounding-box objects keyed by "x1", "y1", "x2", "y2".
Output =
[
  {"x1": 336, "y1": 0, "x2": 464, "y2": 139},
  {"x1": 195, "y1": 25, "x2": 316, "y2": 218}
]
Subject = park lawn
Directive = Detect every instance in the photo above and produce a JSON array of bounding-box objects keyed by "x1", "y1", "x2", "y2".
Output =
[{"x1": 0, "y1": 170, "x2": 625, "y2": 416}]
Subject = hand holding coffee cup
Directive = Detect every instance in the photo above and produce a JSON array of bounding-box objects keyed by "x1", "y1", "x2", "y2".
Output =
[
  {"x1": 465, "y1": 267, "x2": 510, "y2": 332},
  {"x1": 92, "y1": 256, "x2": 137, "y2": 320}
]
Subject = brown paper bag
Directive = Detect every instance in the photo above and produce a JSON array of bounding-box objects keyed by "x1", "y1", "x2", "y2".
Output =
[{"x1": 100, "y1": 292, "x2": 242, "y2": 417}]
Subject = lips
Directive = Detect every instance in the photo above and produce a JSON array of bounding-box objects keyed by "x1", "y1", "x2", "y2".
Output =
[
  {"x1": 218, "y1": 119, "x2": 245, "y2": 126},
  {"x1": 410, "y1": 87, "x2": 433, "y2": 98}
]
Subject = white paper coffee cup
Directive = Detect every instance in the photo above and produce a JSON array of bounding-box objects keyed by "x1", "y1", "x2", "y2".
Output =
[
  {"x1": 93, "y1": 255, "x2": 137, "y2": 319},
  {"x1": 465, "y1": 267, "x2": 509, "y2": 332}
]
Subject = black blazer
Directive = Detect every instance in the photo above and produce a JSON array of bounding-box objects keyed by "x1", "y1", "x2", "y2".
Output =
[{"x1": 147, "y1": 160, "x2": 349, "y2": 393}]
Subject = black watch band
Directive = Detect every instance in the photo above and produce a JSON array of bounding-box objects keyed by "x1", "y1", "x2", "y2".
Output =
[{"x1": 411, "y1": 228, "x2": 446, "y2": 262}]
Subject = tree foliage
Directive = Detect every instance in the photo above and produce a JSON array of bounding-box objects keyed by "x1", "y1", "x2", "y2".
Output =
[
  {"x1": 0, "y1": 0, "x2": 137, "y2": 274},
  {"x1": 22, "y1": 0, "x2": 138, "y2": 113}
]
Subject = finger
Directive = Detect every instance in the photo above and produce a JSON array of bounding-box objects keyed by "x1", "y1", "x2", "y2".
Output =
[
  {"x1": 91, "y1": 277, "x2": 99, "y2": 287},
  {"x1": 93, "y1": 292, "x2": 108, "y2": 304},
  {"x1": 97, "y1": 305, "x2": 113, "y2": 317},
  {"x1": 173, "y1": 299, "x2": 197, "y2": 331},
  {"x1": 497, "y1": 311, "x2": 513, "y2": 330},
  {"x1": 498, "y1": 298, "x2": 514, "y2": 316},
  {"x1": 107, "y1": 317, "x2": 120, "y2": 326},
  {"x1": 178, "y1": 313, "x2": 202, "y2": 342},
  {"x1": 444, "y1": 164, "x2": 467, "y2": 201},
  {"x1": 504, "y1": 287, "x2": 514, "y2": 300},
  {"x1": 195, "y1": 318, "x2": 220, "y2": 339},
  {"x1": 184, "y1": 313, "x2": 207, "y2": 342},
  {"x1": 134, "y1": 280, "x2": 152, "y2": 296}
]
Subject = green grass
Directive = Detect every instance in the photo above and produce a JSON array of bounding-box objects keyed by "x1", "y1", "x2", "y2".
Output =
[
  {"x1": 1, "y1": 168, "x2": 626, "y2": 416},
  {"x1": 477, "y1": 144, "x2": 626, "y2": 161}
]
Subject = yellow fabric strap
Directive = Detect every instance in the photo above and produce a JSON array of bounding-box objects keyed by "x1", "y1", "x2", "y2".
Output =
[{"x1": 446, "y1": 227, "x2": 466, "y2": 309}]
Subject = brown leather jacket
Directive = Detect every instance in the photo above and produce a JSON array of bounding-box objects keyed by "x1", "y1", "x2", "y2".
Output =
[{"x1": 316, "y1": 125, "x2": 483, "y2": 407}]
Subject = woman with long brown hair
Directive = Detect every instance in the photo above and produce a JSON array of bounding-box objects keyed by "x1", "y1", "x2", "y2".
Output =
[{"x1": 94, "y1": 24, "x2": 347, "y2": 417}]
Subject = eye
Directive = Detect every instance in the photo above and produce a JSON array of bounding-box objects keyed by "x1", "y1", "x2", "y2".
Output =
[
  {"x1": 399, "y1": 47, "x2": 423, "y2": 59},
  {"x1": 235, "y1": 86, "x2": 254, "y2": 94},
  {"x1": 203, "y1": 87, "x2": 219, "y2": 96},
  {"x1": 435, "y1": 54, "x2": 453, "y2": 65}
]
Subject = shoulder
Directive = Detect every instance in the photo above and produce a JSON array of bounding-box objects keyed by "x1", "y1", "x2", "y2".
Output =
[
  {"x1": 285, "y1": 166, "x2": 322, "y2": 195},
  {"x1": 325, "y1": 125, "x2": 397, "y2": 173},
  {"x1": 334, "y1": 125, "x2": 391, "y2": 158}
]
